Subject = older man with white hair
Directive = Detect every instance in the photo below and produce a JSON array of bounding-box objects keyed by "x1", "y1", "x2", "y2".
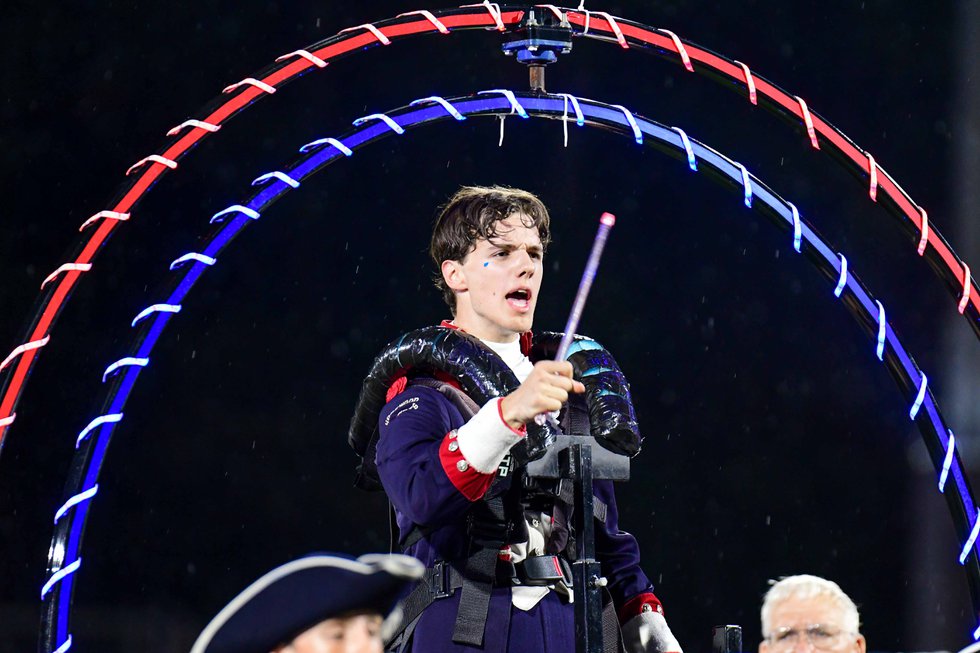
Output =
[{"x1": 759, "y1": 575, "x2": 867, "y2": 653}]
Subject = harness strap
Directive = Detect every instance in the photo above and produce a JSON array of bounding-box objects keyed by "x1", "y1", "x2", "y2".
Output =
[
  {"x1": 556, "y1": 478, "x2": 609, "y2": 523},
  {"x1": 601, "y1": 588, "x2": 625, "y2": 653},
  {"x1": 563, "y1": 392, "x2": 592, "y2": 439},
  {"x1": 386, "y1": 555, "x2": 577, "y2": 650},
  {"x1": 452, "y1": 547, "x2": 498, "y2": 645}
]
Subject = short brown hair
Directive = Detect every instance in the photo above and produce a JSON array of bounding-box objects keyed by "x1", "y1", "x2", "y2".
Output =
[{"x1": 430, "y1": 186, "x2": 552, "y2": 313}]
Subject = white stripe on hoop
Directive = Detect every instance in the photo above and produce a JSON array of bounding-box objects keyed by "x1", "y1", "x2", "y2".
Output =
[
  {"x1": 866, "y1": 152, "x2": 878, "y2": 201},
  {"x1": 610, "y1": 104, "x2": 642, "y2": 144},
  {"x1": 79, "y1": 210, "x2": 131, "y2": 232},
  {"x1": 940, "y1": 430, "x2": 956, "y2": 493},
  {"x1": 169, "y1": 253, "x2": 217, "y2": 270},
  {"x1": 794, "y1": 96, "x2": 819, "y2": 149},
  {"x1": 275, "y1": 49, "x2": 328, "y2": 68},
  {"x1": 54, "y1": 485, "x2": 99, "y2": 524},
  {"x1": 398, "y1": 10, "x2": 450, "y2": 34},
  {"x1": 126, "y1": 154, "x2": 178, "y2": 176},
  {"x1": 461, "y1": 2, "x2": 505, "y2": 31},
  {"x1": 909, "y1": 372, "x2": 928, "y2": 420},
  {"x1": 834, "y1": 254, "x2": 848, "y2": 298},
  {"x1": 478, "y1": 90, "x2": 529, "y2": 118},
  {"x1": 590, "y1": 11, "x2": 628, "y2": 48},
  {"x1": 131, "y1": 303, "x2": 182, "y2": 327},
  {"x1": 733, "y1": 60, "x2": 757, "y2": 105},
  {"x1": 210, "y1": 205, "x2": 261, "y2": 224},
  {"x1": 671, "y1": 126, "x2": 697, "y2": 171},
  {"x1": 102, "y1": 357, "x2": 149, "y2": 383},
  {"x1": 222, "y1": 78, "x2": 277, "y2": 95},
  {"x1": 75, "y1": 413, "x2": 123, "y2": 448},
  {"x1": 658, "y1": 29, "x2": 693, "y2": 71},
  {"x1": 252, "y1": 171, "x2": 301, "y2": 188},
  {"x1": 167, "y1": 119, "x2": 221, "y2": 136},
  {"x1": 340, "y1": 23, "x2": 391, "y2": 45},
  {"x1": 916, "y1": 206, "x2": 929, "y2": 256},
  {"x1": 959, "y1": 263, "x2": 972, "y2": 315},
  {"x1": 352, "y1": 113, "x2": 406, "y2": 134},
  {"x1": 787, "y1": 202, "x2": 802, "y2": 253},
  {"x1": 52, "y1": 634, "x2": 73, "y2": 653},
  {"x1": 410, "y1": 96, "x2": 467, "y2": 121},
  {"x1": 0, "y1": 335, "x2": 51, "y2": 372},
  {"x1": 41, "y1": 558, "x2": 82, "y2": 599},
  {"x1": 41, "y1": 263, "x2": 92, "y2": 290}
]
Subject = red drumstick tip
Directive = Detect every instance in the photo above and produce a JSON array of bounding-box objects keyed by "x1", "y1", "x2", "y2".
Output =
[{"x1": 600, "y1": 212, "x2": 616, "y2": 227}]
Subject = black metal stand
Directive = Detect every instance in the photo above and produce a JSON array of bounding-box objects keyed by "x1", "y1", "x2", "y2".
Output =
[
  {"x1": 712, "y1": 625, "x2": 743, "y2": 653},
  {"x1": 527, "y1": 436, "x2": 630, "y2": 653}
]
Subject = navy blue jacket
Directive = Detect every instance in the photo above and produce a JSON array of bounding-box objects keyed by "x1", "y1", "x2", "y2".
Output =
[{"x1": 377, "y1": 382, "x2": 662, "y2": 652}]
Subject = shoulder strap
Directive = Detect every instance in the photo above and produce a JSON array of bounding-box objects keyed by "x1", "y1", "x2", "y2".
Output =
[{"x1": 409, "y1": 377, "x2": 481, "y2": 419}]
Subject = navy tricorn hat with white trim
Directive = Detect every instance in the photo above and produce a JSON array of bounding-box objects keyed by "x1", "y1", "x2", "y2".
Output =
[{"x1": 189, "y1": 553, "x2": 424, "y2": 653}]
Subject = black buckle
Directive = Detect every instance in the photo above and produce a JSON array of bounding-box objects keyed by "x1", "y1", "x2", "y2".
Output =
[
  {"x1": 516, "y1": 555, "x2": 573, "y2": 588},
  {"x1": 428, "y1": 561, "x2": 453, "y2": 599},
  {"x1": 558, "y1": 556, "x2": 573, "y2": 589}
]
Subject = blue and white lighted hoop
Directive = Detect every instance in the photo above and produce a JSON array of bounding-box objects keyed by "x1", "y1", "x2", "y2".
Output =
[{"x1": 41, "y1": 90, "x2": 979, "y2": 650}]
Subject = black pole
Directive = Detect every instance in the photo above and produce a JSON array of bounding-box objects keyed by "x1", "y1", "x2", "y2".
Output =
[{"x1": 562, "y1": 442, "x2": 604, "y2": 653}]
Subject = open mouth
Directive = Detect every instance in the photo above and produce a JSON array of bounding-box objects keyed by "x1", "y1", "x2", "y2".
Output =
[{"x1": 505, "y1": 288, "x2": 532, "y2": 311}]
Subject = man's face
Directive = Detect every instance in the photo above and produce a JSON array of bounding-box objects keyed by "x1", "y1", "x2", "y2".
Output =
[
  {"x1": 274, "y1": 613, "x2": 383, "y2": 653},
  {"x1": 442, "y1": 213, "x2": 544, "y2": 342},
  {"x1": 759, "y1": 596, "x2": 866, "y2": 653}
]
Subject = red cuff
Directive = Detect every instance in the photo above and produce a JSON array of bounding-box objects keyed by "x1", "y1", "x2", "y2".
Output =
[
  {"x1": 439, "y1": 430, "x2": 496, "y2": 501},
  {"x1": 496, "y1": 398, "x2": 527, "y2": 437},
  {"x1": 618, "y1": 592, "x2": 664, "y2": 624}
]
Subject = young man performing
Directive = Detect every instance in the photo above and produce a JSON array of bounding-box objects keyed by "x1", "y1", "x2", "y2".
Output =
[{"x1": 375, "y1": 186, "x2": 681, "y2": 652}]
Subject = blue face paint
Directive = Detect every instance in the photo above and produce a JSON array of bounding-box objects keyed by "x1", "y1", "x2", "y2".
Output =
[{"x1": 483, "y1": 261, "x2": 489, "y2": 267}]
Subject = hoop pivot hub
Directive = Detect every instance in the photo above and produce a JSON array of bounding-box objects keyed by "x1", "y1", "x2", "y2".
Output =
[{"x1": 501, "y1": 7, "x2": 573, "y2": 91}]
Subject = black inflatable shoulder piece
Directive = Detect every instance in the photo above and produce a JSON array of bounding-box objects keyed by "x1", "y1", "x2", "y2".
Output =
[
  {"x1": 348, "y1": 326, "x2": 559, "y2": 490},
  {"x1": 530, "y1": 332, "x2": 642, "y2": 456}
]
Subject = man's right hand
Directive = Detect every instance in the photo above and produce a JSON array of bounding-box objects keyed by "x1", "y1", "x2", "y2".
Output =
[{"x1": 499, "y1": 361, "x2": 585, "y2": 430}]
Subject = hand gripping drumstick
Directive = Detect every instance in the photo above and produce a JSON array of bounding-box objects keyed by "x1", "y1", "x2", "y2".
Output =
[{"x1": 534, "y1": 212, "x2": 616, "y2": 426}]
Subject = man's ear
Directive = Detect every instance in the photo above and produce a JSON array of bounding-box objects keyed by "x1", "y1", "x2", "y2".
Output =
[
  {"x1": 758, "y1": 639, "x2": 769, "y2": 653},
  {"x1": 442, "y1": 259, "x2": 467, "y2": 292},
  {"x1": 854, "y1": 634, "x2": 866, "y2": 653}
]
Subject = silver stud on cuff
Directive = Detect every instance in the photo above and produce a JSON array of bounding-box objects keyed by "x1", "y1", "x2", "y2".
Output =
[
  {"x1": 449, "y1": 429, "x2": 458, "y2": 439},
  {"x1": 448, "y1": 441, "x2": 459, "y2": 452},
  {"x1": 641, "y1": 604, "x2": 653, "y2": 613},
  {"x1": 456, "y1": 460, "x2": 469, "y2": 472}
]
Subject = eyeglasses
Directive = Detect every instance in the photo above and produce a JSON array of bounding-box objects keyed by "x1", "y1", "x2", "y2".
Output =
[{"x1": 766, "y1": 624, "x2": 855, "y2": 651}]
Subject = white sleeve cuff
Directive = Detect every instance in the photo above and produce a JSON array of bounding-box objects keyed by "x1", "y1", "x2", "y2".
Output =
[
  {"x1": 621, "y1": 611, "x2": 683, "y2": 653},
  {"x1": 455, "y1": 398, "x2": 525, "y2": 473}
]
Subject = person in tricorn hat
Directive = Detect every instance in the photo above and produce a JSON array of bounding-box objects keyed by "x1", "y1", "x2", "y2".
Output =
[
  {"x1": 369, "y1": 186, "x2": 682, "y2": 652},
  {"x1": 189, "y1": 553, "x2": 424, "y2": 653}
]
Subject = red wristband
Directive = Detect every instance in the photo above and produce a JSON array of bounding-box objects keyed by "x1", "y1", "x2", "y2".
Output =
[{"x1": 618, "y1": 592, "x2": 664, "y2": 624}]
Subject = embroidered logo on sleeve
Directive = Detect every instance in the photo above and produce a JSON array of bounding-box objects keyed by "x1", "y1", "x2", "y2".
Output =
[
  {"x1": 497, "y1": 453, "x2": 513, "y2": 477},
  {"x1": 384, "y1": 396, "x2": 420, "y2": 426}
]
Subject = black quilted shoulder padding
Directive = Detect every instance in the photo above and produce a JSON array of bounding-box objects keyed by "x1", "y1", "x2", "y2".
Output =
[
  {"x1": 348, "y1": 326, "x2": 560, "y2": 490},
  {"x1": 531, "y1": 332, "x2": 642, "y2": 456}
]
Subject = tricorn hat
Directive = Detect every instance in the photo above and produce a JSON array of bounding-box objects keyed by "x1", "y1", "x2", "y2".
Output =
[{"x1": 190, "y1": 553, "x2": 424, "y2": 653}]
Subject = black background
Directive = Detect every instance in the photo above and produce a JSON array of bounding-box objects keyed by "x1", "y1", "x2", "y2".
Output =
[{"x1": 1, "y1": 2, "x2": 975, "y2": 652}]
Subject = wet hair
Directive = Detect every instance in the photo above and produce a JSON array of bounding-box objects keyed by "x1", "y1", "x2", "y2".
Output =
[
  {"x1": 761, "y1": 575, "x2": 860, "y2": 637},
  {"x1": 429, "y1": 185, "x2": 551, "y2": 313}
]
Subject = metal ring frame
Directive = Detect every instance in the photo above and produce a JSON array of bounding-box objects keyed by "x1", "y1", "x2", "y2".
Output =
[
  {"x1": 40, "y1": 90, "x2": 980, "y2": 651},
  {"x1": 2, "y1": 4, "x2": 976, "y2": 456}
]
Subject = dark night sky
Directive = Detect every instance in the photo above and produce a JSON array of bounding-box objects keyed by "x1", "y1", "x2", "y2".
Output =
[{"x1": 1, "y1": 2, "x2": 976, "y2": 652}]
